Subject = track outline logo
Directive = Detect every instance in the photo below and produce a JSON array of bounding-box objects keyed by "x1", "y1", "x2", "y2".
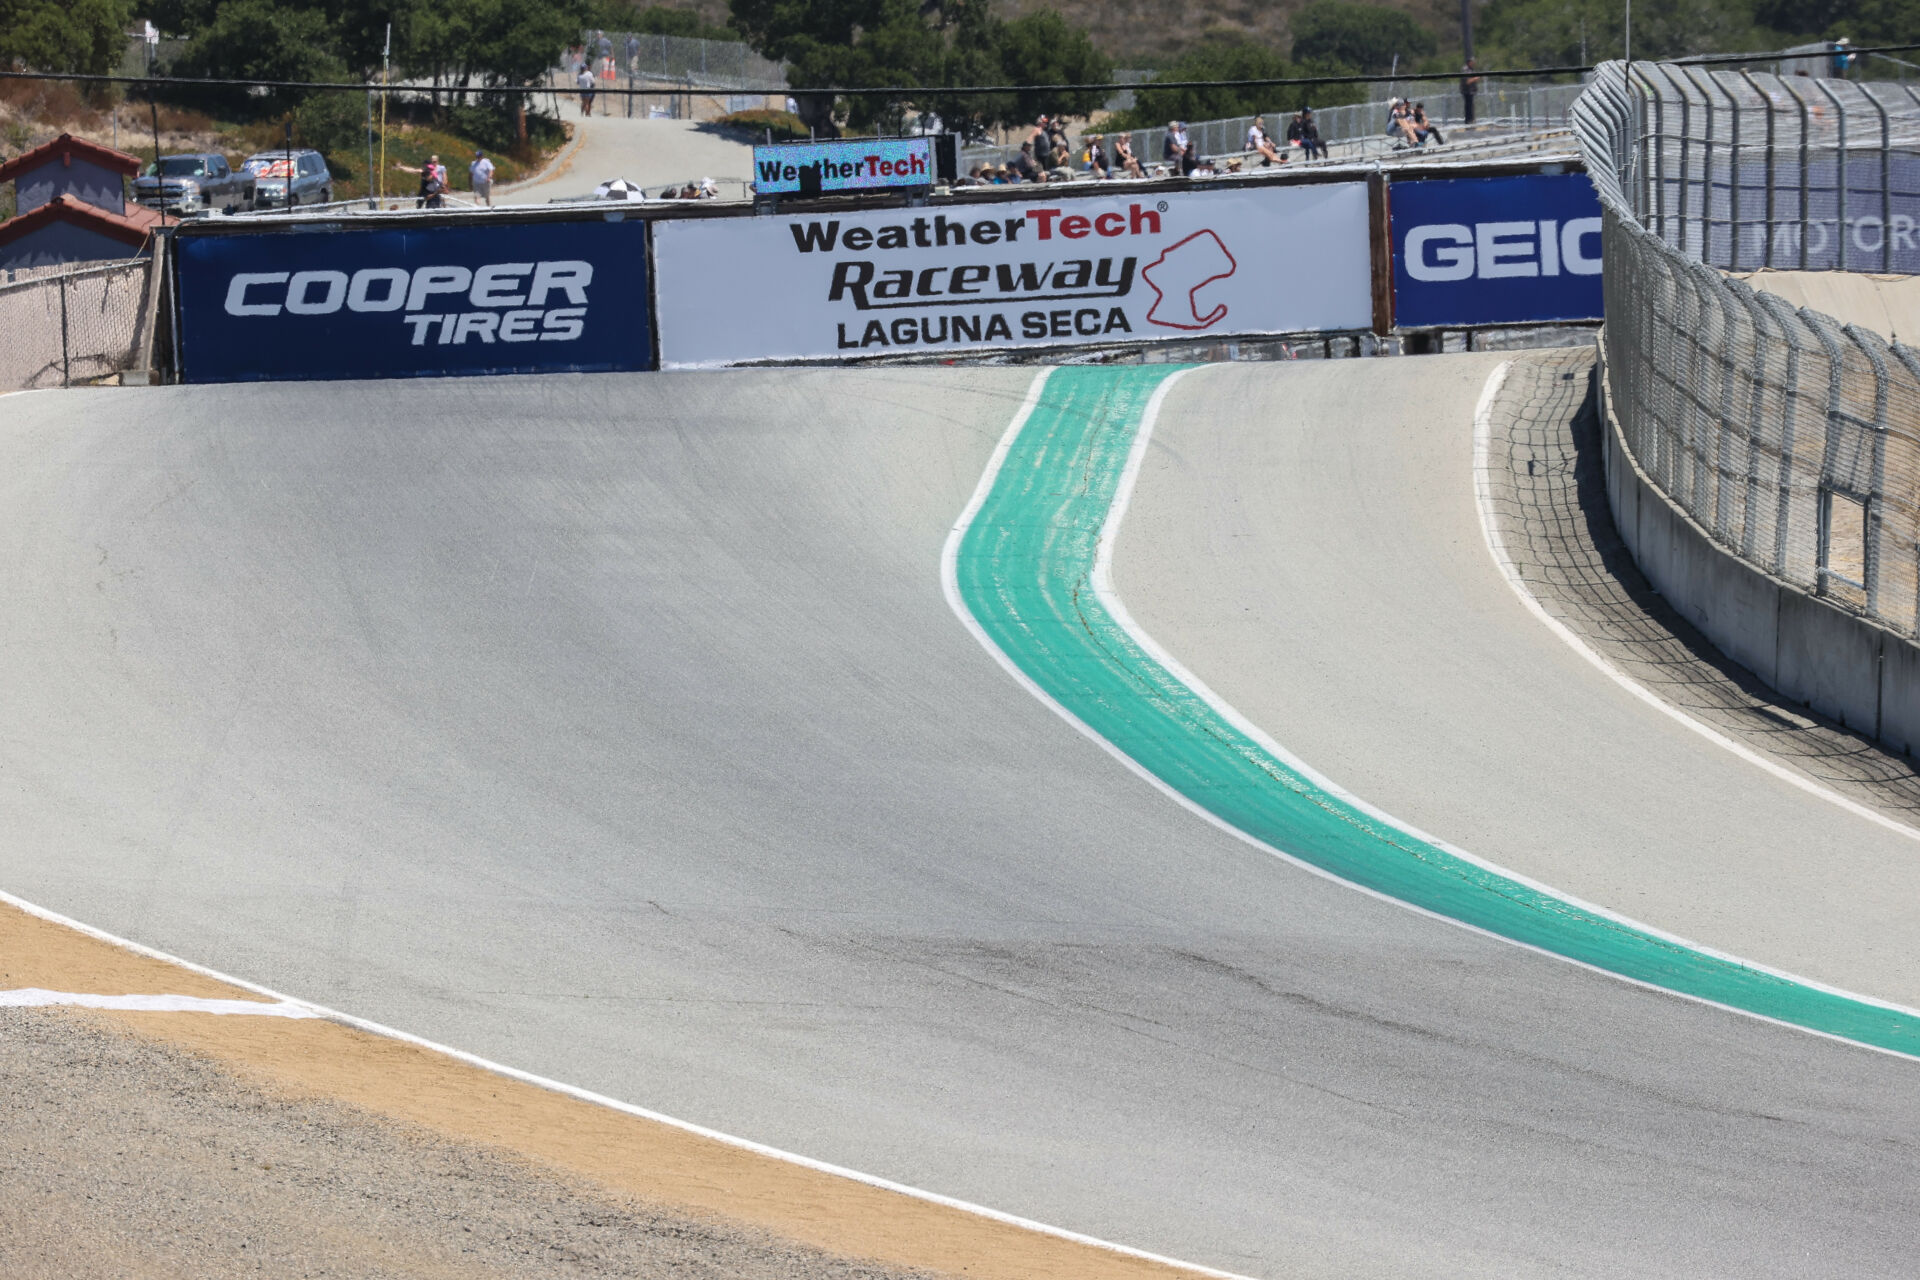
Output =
[{"x1": 1141, "y1": 230, "x2": 1237, "y2": 331}]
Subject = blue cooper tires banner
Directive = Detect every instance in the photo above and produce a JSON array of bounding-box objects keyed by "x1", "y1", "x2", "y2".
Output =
[
  {"x1": 175, "y1": 219, "x2": 652, "y2": 382},
  {"x1": 1390, "y1": 173, "x2": 1604, "y2": 328}
]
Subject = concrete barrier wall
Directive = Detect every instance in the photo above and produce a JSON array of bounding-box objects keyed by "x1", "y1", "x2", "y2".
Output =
[{"x1": 1597, "y1": 343, "x2": 1920, "y2": 757}]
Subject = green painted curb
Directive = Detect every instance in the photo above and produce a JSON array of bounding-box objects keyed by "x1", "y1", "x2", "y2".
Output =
[{"x1": 950, "y1": 363, "x2": 1920, "y2": 1059}]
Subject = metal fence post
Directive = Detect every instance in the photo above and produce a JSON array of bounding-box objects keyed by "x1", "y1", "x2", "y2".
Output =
[
  {"x1": 1861, "y1": 83, "x2": 1892, "y2": 271},
  {"x1": 1813, "y1": 77, "x2": 1848, "y2": 268},
  {"x1": 1738, "y1": 72, "x2": 1777, "y2": 268},
  {"x1": 1892, "y1": 342, "x2": 1920, "y2": 633},
  {"x1": 1844, "y1": 322, "x2": 1890, "y2": 616},
  {"x1": 1784, "y1": 75, "x2": 1813, "y2": 268},
  {"x1": 1753, "y1": 291, "x2": 1807, "y2": 578},
  {"x1": 58, "y1": 274, "x2": 71, "y2": 388},
  {"x1": 1804, "y1": 312, "x2": 1850, "y2": 598}
]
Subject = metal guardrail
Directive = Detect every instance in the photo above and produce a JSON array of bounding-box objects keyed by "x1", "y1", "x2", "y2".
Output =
[
  {"x1": 960, "y1": 83, "x2": 1585, "y2": 175},
  {"x1": 0, "y1": 257, "x2": 156, "y2": 392},
  {"x1": 1576, "y1": 61, "x2": 1920, "y2": 638}
]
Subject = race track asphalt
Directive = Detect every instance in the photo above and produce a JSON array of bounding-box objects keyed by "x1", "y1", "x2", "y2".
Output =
[{"x1": 1, "y1": 362, "x2": 1915, "y2": 1279}]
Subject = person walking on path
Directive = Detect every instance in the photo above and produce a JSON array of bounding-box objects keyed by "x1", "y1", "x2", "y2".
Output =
[
  {"x1": 1461, "y1": 58, "x2": 1482, "y2": 124},
  {"x1": 469, "y1": 150, "x2": 495, "y2": 206},
  {"x1": 577, "y1": 66, "x2": 596, "y2": 117}
]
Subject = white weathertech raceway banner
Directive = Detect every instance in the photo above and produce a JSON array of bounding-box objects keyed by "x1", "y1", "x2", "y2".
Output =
[{"x1": 653, "y1": 185, "x2": 1372, "y2": 366}]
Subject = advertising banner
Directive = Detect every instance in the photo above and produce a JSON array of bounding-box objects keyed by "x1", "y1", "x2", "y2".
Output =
[
  {"x1": 753, "y1": 138, "x2": 934, "y2": 195},
  {"x1": 1390, "y1": 173, "x2": 1604, "y2": 327},
  {"x1": 653, "y1": 185, "x2": 1372, "y2": 367},
  {"x1": 175, "y1": 218, "x2": 651, "y2": 382}
]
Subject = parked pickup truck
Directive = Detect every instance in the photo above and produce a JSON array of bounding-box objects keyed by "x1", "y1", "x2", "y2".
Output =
[{"x1": 132, "y1": 153, "x2": 255, "y2": 216}]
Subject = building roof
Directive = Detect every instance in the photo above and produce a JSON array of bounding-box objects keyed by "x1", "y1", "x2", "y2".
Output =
[
  {"x1": 0, "y1": 133, "x2": 145, "y2": 185},
  {"x1": 0, "y1": 194, "x2": 160, "y2": 253}
]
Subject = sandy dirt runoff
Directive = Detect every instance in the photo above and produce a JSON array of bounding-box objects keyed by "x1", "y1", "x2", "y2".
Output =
[{"x1": 0, "y1": 901, "x2": 1220, "y2": 1280}]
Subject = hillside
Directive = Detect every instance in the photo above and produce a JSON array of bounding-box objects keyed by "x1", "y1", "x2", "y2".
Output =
[
  {"x1": 997, "y1": 0, "x2": 1454, "y2": 66},
  {"x1": 625, "y1": 0, "x2": 1458, "y2": 70}
]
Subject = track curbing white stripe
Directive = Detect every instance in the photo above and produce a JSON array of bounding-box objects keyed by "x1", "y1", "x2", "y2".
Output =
[{"x1": 0, "y1": 988, "x2": 316, "y2": 1016}]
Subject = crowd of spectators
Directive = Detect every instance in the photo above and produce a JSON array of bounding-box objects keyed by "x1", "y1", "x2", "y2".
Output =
[{"x1": 956, "y1": 107, "x2": 1335, "y2": 186}]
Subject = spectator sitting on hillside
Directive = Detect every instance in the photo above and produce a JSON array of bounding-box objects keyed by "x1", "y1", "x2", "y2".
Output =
[
  {"x1": 1287, "y1": 108, "x2": 1327, "y2": 159},
  {"x1": 1164, "y1": 120, "x2": 1197, "y2": 175},
  {"x1": 1031, "y1": 116, "x2": 1057, "y2": 169},
  {"x1": 1386, "y1": 99, "x2": 1422, "y2": 147},
  {"x1": 1112, "y1": 133, "x2": 1145, "y2": 177},
  {"x1": 1412, "y1": 102, "x2": 1443, "y2": 146},
  {"x1": 1246, "y1": 116, "x2": 1284, "y2": 166},
  {"x1": 1084, "y1": 134, "x2": 1110, "y2": 178},
  {"x1": 1012, "y1": 140, "x2": 1047, "y2": 183}
]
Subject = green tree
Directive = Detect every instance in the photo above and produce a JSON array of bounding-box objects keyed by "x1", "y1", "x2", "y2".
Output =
[
  {"x1": 624, "y1": 3, "x2": 738, "y2": 38},
  {"x1": 172, "y1": 0, "x2": 349, "y2": 113},
  {"x1": 1289, "y1": 1, "x2": 1434, "y2": 73},
  {"x1": 992, "y1": 9, "x2": 1110, "y2": 125},
  {"x1": 731, "y1": 0, "x2": 1107, "y2": 134},
  {"x1": 1481, "y1": 0, "x2": 1765, "y2": 66},
  {"x1": 0, "y1": 0, "x2": 133, "y2": 75},
  {"x1": 1111, "y1": 34, "x2": 1359, "y2": 130}
]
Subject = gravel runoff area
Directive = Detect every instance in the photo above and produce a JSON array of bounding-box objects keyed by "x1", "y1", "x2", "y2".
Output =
[
  {"x1": 1482, "y1": 345, "x2": 1920, "y2": 825},
  {"x1": 0, "y1": 1006, "x2": 938, "y2": 1280}
]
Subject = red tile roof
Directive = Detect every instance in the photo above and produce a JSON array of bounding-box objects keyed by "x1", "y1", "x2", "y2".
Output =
[
  {"x1": 0, "y1": 193, "x2": 156, "y2": 253},
  {"x1": 0, "y1": 133, "x2": 145, "y2": 184}
]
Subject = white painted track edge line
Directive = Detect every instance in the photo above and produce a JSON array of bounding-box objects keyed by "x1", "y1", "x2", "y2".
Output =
[
  {"x1": 0, "y1": 887, "x2": 1253, "y2": 1280},
  {"x1": 0, "y1": 364, "x2": 1253, "y2": 1280},
  {"x1": 1470, "y1": 359, "x2": 1920, "y2": 848},
  {"x1": 939, "y1": 360, "x2": 1920, "y2": 1066}
]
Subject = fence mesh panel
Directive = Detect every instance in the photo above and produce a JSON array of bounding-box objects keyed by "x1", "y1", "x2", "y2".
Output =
[
  {"x1": 588, "y1": 33, "x2": 786, "y2": 91},
  {"x1": 1577, "y1": 60, "x2": 1920, "y2": 639},
  {"x1": 0, "y1": 259, "x2": 153, "y2": 393}
]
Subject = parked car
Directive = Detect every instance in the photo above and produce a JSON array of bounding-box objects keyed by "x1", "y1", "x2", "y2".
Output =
[
  {"x1": 132, "y1": 153, "x2": 254, "y2": 216},
  {"x1": 242, "y1": 149, "x2": 334, "y2": 208}
]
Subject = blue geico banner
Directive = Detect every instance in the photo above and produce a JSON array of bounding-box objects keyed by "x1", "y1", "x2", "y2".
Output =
[
  {"x1": 753, "y1": 138, "x2": 933, "y2": 195},
  {"x1": 1391, "y1": 173, "x2": 1604, "y2": 327},
  {"x1": 175, "y1": 219, "x2": 651, "y2": 382}
]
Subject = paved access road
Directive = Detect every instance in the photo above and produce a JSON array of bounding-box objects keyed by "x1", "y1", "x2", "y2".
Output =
[
  {"x1": 501, "y1": 100, "x2": 754, "y2": 201},
  {"x1": 1, "y1": 362, "x2": 1915, "y2": 1279}
]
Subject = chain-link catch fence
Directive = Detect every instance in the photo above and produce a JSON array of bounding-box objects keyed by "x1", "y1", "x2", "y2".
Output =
[
  {"x1": 1577, "y1": 60, "x2": 1920, "y2": 637},
  {"x1": 0, "y1": 258, "x2": 157, "y2": 393}
]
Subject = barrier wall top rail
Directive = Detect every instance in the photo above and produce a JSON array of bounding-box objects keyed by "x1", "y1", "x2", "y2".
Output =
[{"x1": 1575, "y1": 61, "x2": 1920, "y2": 642}]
